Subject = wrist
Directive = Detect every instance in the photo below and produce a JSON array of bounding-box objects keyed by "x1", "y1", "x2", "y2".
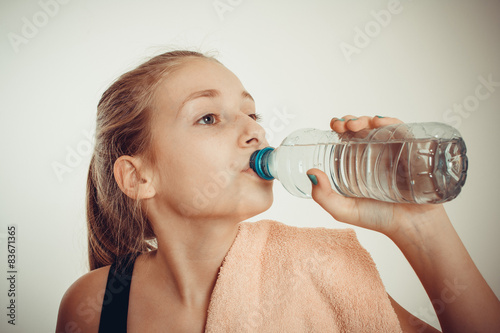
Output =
[{"x1": 385, "y1": 204, "x2": 452, "y2": 249}]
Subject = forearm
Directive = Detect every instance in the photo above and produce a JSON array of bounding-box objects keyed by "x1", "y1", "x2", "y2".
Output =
[{"x1": 388, "y1": 205, "x2": 500, "y2": 333}]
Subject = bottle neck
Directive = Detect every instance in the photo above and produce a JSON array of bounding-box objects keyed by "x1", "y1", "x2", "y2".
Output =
[{"x1": 249, "y1": 147, "x2": 275, "y2": 180}]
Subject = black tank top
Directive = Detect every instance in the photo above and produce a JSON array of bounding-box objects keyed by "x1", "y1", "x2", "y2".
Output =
[{"x1": 98, "y1": 253, "x2": 138, "y2": 333}]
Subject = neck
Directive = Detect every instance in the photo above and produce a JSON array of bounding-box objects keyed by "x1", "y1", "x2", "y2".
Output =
[{"x1": 148, "y1": 215, "x2": 240, "y2": 308}]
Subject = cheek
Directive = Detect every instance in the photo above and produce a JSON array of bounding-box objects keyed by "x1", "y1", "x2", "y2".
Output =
[
  {"x1": 184, "y1": 157, "x2": 241, "y2": 200},
  {"x1": 151, "y1": 128, "x2": 249, "y2": 210},
  {"x1": 154, "y1": 145, "x2": 238, "y2": 200}
]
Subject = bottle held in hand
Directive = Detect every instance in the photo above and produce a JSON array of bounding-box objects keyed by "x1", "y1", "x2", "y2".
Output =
[{"x1": 250, "y1": 122, "x2": 468, "y2": 204}]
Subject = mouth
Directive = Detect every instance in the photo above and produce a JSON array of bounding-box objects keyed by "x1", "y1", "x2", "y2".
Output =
[
  {"x1": 241, "y1": 149, "x2": 267, "y2": 177},
  {"x1": 242, "y1": 157, "x2": 262, "y2": 177},
  {"x1": 241, "y1": 152, "x2": 255, "y2": 174},
  {"x1": 242, "y1": 166, "x2": 256, "y2": 175}
]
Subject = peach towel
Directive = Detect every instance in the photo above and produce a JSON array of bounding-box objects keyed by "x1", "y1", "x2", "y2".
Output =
[{"x1": 205, "y1": 220, "x2": 402, "y2": 332}]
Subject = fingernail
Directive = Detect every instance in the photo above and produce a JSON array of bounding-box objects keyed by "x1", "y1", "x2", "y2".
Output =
[
  {"x1": 307, "y1": 174, "x2": 318, "y2": 185},
  {"x1": 348, "y1": 118, "x2": 358, "y2": 121},
  {"x1": 376, "y1": 115, "x2": 384, "y2": 118},
  {"x1": 338, "y1": 118, "x2": 345, "y2": 121}
]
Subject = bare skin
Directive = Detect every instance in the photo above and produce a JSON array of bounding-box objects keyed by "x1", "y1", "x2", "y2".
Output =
[{"x1": 56, "y1": 62, "x2": 500, "y2": 332}]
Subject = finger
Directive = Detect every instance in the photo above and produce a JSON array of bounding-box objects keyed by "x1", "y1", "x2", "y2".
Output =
[
  {"x1": 345, "y1": 116, "x2": 372, "y2": 132},
  {"x1": 330, "y1": 115, "x2": 357, "y2": 133},
  {"x1": 306, "y1": 168, "x2": 357, "y2": 223},
  {"x1": 371, "y1": 115, "x2": 404, "y2": 128},
  {"x1": 330, "y1": 117, "x2": 339, "y2": 130}
]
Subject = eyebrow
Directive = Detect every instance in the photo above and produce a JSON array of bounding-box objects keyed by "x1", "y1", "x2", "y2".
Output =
[{"x1": 177, "y1": 89, "x2": 254, "y2": 115}]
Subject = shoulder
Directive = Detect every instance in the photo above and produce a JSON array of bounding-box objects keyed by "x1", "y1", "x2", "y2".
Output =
[{"x1": 56, "y1": 265, "x2": 111, "y2": 333}]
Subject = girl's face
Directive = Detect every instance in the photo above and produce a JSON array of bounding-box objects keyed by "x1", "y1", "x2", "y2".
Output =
[{"x1": 149, "y1": 58, "x2": 273, "y2": 222}]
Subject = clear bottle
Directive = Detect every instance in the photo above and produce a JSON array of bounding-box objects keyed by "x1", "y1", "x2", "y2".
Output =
[{"x1": 250, "y1": 122, "x2": 468, "y2": 204}]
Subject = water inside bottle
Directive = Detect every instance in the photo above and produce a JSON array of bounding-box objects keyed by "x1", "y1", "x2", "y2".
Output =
[{"x1": 275, "y1": 138, "x2": 467, "y2": 203}]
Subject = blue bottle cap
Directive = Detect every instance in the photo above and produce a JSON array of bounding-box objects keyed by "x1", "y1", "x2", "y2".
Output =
[{"x1": 249, "y1": 147, "x2": 275, "y2": 180}]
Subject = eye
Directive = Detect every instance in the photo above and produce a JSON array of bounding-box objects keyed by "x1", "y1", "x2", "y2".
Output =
[
  {"x1": 249, "y1": 113, "x2": 263, "y2": 122},
  {"x1": 197, "y1": 113, "x2": 219, "y2": 125}
]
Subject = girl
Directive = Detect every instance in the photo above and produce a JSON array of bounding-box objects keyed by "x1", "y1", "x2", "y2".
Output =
[{"x1": 56, "y1": 50, "x2": 500, "y2": 332}]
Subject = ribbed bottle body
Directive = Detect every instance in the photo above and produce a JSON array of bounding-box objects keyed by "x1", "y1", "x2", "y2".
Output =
[{"x1": 252, "y1": 122, "x2": 468, "y2": 204}]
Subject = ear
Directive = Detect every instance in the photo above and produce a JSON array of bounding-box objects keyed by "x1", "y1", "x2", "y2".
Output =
[{"x1": 113, "y1": 155, "x2": 156, "y2": 200}]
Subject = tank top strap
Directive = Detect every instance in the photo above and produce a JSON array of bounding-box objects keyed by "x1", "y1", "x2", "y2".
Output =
[{"x1": 98, "y1": 252, "x2": 138, "y2": 333}]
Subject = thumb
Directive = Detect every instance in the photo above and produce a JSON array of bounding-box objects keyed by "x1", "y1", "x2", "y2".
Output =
[{"x1": 307, "y1": 168, "x2": 358, "y2": 223}]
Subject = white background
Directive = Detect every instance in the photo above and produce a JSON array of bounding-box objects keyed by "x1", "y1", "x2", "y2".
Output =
[{"x1": 1, "y1": 0, "x2": 499, "y2": 331}]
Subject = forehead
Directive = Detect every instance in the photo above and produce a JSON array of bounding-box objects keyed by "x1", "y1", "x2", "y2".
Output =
[
  {"x1": 160, "y1": 58, "x2": 243, "y2": 98},
  {"x1": 152, "y1": 58, "x2": 247, "y2": 124}
]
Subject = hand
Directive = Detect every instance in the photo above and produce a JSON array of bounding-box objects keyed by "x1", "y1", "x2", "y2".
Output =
[
  {"x1": 307, "y1": 115, "x2": 446, "y2": 236},
  {"x1": 311, "y1": 116, "x2": 500, "y2": 332}
]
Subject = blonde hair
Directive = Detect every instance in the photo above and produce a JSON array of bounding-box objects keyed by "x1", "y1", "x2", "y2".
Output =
[{"x1": 87, "y1": 50, "x2": 217, "y2": 270}]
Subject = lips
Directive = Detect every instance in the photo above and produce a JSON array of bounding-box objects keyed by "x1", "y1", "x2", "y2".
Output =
[
  {"x1": 243, "y1": 167, "x2": 256, "y2": 175},
  {"x1": 242, "y1": 160, "x2": 259, "y2": 176},
  {"x1": 241, "y1": 152, "x2": 256, "y2": 173},
  {"x1": 241, "y1": 149, "x2": 266, "y2": 176}
]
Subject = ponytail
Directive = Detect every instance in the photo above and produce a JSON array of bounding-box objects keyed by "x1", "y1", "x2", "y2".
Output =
[{"x1": 86, "y1": 154, "x2": 156, "y2": 270}]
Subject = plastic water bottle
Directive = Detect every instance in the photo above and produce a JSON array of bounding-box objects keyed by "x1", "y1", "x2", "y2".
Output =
[{"x1": 250, "y1": 122, "x2": 468, "y2": 204}]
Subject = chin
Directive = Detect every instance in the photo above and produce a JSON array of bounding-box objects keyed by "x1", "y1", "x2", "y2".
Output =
[{"x1": 237, "y1": 190, "x2": 274, "y2": 221}]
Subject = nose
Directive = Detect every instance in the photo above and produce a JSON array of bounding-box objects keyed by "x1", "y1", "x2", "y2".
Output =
[{"x1": 238, "y1": 115, "x2": 268, "y2": 148}]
